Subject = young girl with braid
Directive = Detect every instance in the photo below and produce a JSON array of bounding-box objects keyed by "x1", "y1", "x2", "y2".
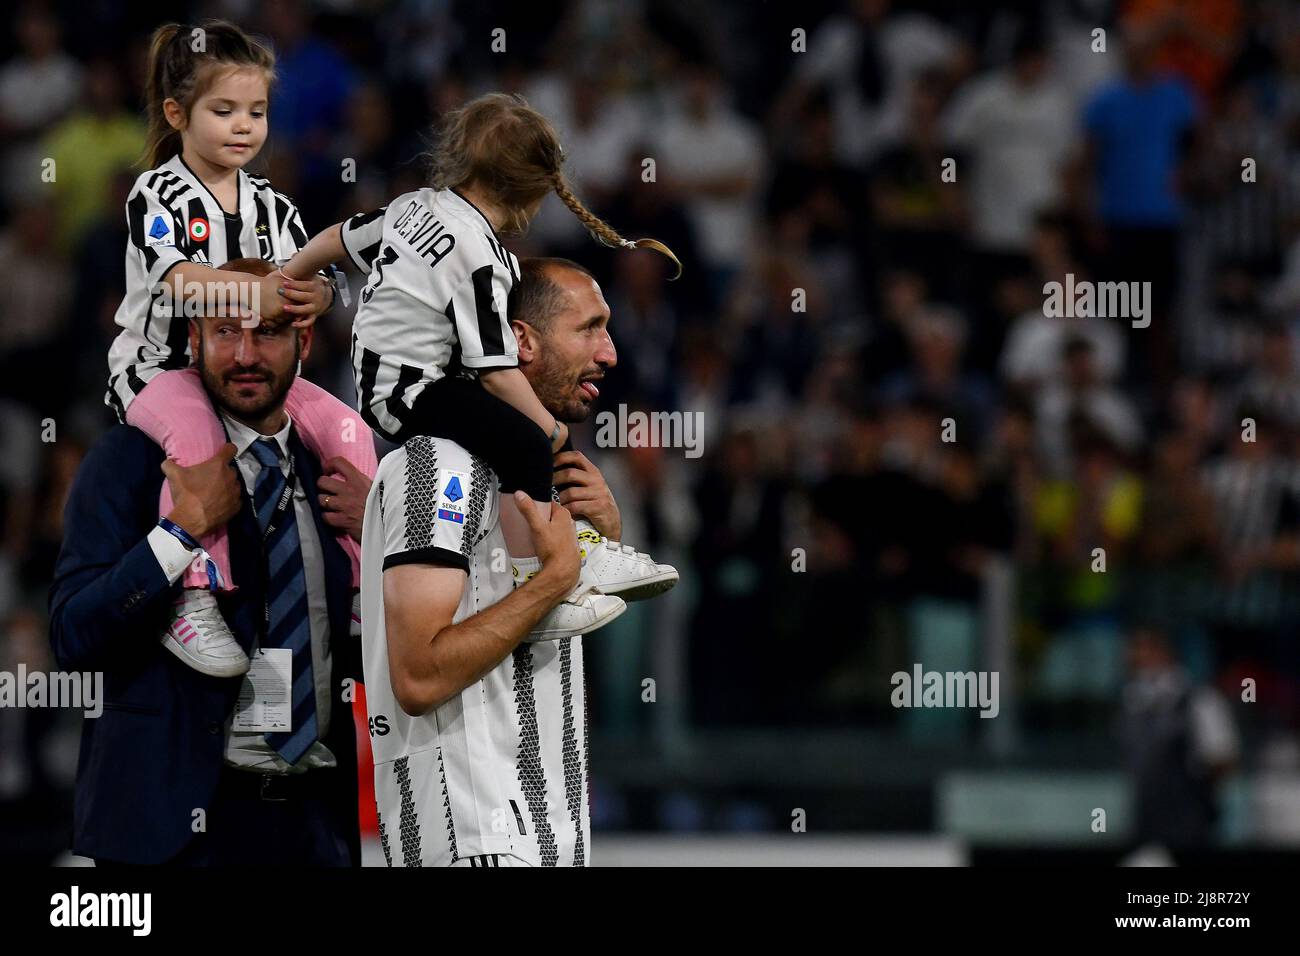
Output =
[{"x1": 283, "y1": 93, "x2": 679, "y2": 638}]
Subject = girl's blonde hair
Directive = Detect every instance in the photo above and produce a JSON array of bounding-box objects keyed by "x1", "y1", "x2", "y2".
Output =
[
  {"x1": 429, "y1": 93, "x2": 682, "y2": 278},
  {"x1": 143, "y1": 20, "x2": 276, "y2": 170}
]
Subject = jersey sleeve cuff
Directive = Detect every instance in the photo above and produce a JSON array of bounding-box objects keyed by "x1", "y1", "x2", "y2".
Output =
[
  {"x1": 340, "y1": 232, "x2": 371, "y2": 274},
  {"x1": 383, "y1": 546, "x2": 469, "y2": 574},
  {"x1": 460, "y1": 354, "x2": 519, "y2": 370},
  {"x1": 341, "y1": 215, "x2": 381, "y2": 275},
  {"x1": 148, "y1": 524, "x2": 197, "y2": 584},
  {"x1": 146, "y1": 248, "x2": 190, "y2": 290}
]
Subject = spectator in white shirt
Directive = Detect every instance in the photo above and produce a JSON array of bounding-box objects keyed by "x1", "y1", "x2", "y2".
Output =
[
  {"x1": 1035, "y1": 335, "x2": 1143, "y2": 477},
  {"x1": 943, "y1": 30, "x2": 1076, "y2": 257},
  {"x1": 657, "y1": 63, "x2": 764, "y2": 298}
]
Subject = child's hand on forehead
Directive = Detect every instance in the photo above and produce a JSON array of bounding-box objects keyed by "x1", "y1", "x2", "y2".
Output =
[
  {"x1": 255, "y1": 270, "x2": 288, "y2": 323},
  {"x1": 276, "y1": 271, "x2": 333, "y2": 329},
  {"x1": 248, "y1": 269, "x2": 335, "y2": 328}
]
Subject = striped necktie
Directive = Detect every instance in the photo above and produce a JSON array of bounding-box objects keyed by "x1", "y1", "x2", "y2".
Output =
[{"x1": 250, "y1": 437, "x2": 318, "y2": 764}]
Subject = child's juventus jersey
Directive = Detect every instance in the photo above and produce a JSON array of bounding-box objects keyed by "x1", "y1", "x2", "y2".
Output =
[
  {"x1": 105, "y1": 154, "x2": 311, "y2": 420},
  {"x1": 339, "y1": 187, "x2": 521, "y2": 441},
  {"x1": 361, "y1": 435, "x2": 592, "y2": 867}
]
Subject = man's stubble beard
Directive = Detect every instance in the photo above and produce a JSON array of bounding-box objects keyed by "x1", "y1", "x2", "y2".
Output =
[
  {"x1": 195, "y1": 333, "x2": 299, "y2": 423},
  {"x1": 525, "y1": 350, "x2": 591, "y2": 425}
]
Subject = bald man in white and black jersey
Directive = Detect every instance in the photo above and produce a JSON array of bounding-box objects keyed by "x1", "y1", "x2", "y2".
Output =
[{"x1": 360, "y1": 257, "x2": 667, "y2": 867}]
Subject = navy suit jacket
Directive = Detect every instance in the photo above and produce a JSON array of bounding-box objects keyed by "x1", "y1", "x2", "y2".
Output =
[{"x1": 48, "y1": 424, "x2": 362, "y2": 865}]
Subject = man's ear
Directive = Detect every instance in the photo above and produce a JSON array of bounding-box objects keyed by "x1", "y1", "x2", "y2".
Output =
[
  {"x1": 188, "y1": 318, "x2": 201, "y2": 365},
  {"x1": 162, "y1": 98, "x2": 187, "y2": 132},
  {"x1": 511, "y1": 319, "x2": 538, "y2": 364},
  {"x1": 297, "y1": 324, "x2": 314, "y2": 364}
]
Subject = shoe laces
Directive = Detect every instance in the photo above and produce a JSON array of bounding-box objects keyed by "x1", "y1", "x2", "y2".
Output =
[{"x1": 181, "y1": 601, "x2": 228, "y2": 634}]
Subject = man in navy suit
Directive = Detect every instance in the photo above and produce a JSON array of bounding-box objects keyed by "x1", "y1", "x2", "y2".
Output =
[{"x1": 49, "y1": 258, "x2": 374, "y2": 866}]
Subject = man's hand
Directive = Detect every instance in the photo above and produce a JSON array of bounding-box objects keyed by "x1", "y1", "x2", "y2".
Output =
[
  {"x1": 514, "y1": 491, "x2": 580, "y2": 593},
  {"x1": 552, "y1": 450, "x2": 622, "y2": 540},
  {"x1": 318, "y1": 456, "x2": 372, "y2": 543},
  {"x1": 162, "y1": 443, "x2": 242, "y2": 540},
  {"x1": 384, "y1": 493, "x2": 579, "y2": 716}
]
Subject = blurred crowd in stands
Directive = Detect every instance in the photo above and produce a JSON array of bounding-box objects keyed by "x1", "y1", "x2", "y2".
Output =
[{"x1": 3, "y1": 0, "x2": 1300, "y2": 832}]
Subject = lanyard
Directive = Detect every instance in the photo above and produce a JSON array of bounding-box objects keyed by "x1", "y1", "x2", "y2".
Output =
[
  {"x1": 259, "y1": 451, "x2": 296, "y2": 541},
  {"x1": 253, "y1": 449, "x2": 296, "y2": 634}
]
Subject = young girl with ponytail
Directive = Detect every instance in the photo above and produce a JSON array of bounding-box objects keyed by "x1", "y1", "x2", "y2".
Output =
[{"x1": 107, "y1": 20, "x2": 375, "y2": 677}]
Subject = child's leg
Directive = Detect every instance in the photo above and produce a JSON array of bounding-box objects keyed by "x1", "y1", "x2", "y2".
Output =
[
  {"x1": 498, "y1": 493, "x2": 547, "y2": 559},
  {"x1": 125, "y1": 369, "x2": 233, "y2": 590},
  {"x1": 283, "y1": 378, "x2": 378, "y2": 589},
  {"x1": 396, "y1": 376, "x2": 630, "y2": 640},
  {"x1": 402, "y1": 376, "x2": 553, "y2": 559}
]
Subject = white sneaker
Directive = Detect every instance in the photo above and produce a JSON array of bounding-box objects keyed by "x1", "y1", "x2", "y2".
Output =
[
  {"x1": 161, "y1": 589, "x2": 250, "y2": 678},
  {"x1": 527, "y1": 591, "x2": 627, "y2": 642},
  {"x1": 575, "y1": 520, "x2": 678, "y2": 602},
  {"x1": 513, "y1": 560, "x2": 627, "y2": 642}
]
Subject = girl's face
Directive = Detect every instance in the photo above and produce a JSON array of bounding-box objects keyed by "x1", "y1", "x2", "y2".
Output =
[{"x1": 169, "y1": 66, "x2": 269, "y2": 170}]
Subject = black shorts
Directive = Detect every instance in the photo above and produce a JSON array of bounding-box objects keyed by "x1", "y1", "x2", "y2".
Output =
[{"x1": 391, "y1": 375, "x2": 555, "y2": 501}]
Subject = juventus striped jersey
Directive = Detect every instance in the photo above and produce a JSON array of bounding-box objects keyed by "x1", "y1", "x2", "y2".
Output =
[
  {"x1": 361, "y1": 435, "x2": 591, "y2": 867},
  {"x1": 340, "y1": 187, "x2": 521, "y2": 441},
  {"x1": 105, "y1": 154, "x2": 312, "y2": 420}
]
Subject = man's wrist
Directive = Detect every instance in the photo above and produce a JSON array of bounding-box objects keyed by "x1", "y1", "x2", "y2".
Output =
[
  {"x1": 162, "y1": 511, "x2": 205, "y2": 543},
  {"x1": 588, "y1": 506, "x2": 621, "y2": 541},
  {"x1": 571, "y1": 504, "x2": 620, "y2": 541},
  {"x1": 532, "y1": 564, "x2": 577, "y2": 602}
]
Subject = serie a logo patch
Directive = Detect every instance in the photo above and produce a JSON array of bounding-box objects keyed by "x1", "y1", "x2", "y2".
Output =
[
  {"x1": 188, "y1": 217, "x2": 210, "y2": 242},
  {"x1": 434, "y1": 469, "x2": 470, "y2": 524},
  {"x1": 145, "y1": 214, "x2": 173, "y2": 247}
]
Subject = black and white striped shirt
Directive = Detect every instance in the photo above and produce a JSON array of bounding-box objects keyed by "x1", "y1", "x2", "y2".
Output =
[
  {"x1": 1200, "y1": 455, "x2": 1300, "y2": 625},
  {"x1": 105, "y1": 154, "x2": 311, "y2": 420},
  {"x1": 340, "y1": 187, "x2": 520, "y2": 441},
  {"x1": 361, "y1": 435, "x2": 591, "y2": 867}
]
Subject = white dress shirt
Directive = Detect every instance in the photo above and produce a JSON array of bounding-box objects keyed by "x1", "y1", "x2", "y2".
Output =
[{"x1": 148, "y1": 410, "x2": 337, "y2": 773}]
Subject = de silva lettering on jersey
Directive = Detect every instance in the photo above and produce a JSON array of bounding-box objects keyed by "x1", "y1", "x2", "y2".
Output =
[
  {"x1": 338, "y1": 187, "x2": 521, "y2": 442},
  {"x1": 360, "y1": 435, "x2": 591, "y2": 867}
]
